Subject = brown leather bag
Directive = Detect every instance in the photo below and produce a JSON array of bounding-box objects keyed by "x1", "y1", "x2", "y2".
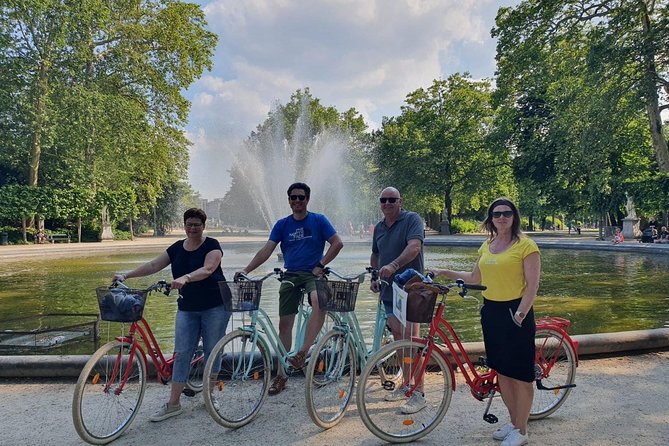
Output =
[{"x1": 405, "y1": 282, "x2": 439, "y2": 323}]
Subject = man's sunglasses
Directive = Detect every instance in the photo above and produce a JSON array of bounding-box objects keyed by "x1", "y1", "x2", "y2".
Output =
[
  {"x1": 492, "y1": 210, "x2": 514, "y2": 218},
  {"x1": 379, "y1": 197, "x2": 399, "y2": 204},
  {"x1": 289, "y1": 194, "x2": 307, "y2": 201}
]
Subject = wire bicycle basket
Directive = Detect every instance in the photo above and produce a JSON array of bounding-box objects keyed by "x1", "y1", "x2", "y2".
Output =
[
  {"x1": 316, "y1": 279, "x2": 359, "y2": 312},
  {"x1": 96, "y1": 287, "x2": 148, "y2": 322},
  {"x1": 219, "y1": 280, "x2": 263, "y2": 312}
]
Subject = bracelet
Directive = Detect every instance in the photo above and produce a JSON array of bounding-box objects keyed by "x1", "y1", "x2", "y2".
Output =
[
  {"x1": 186, "y1": 273, "x2": 192, "y2": 283},
  {"x1": 390, "y1": 261, "x2": 400, "y2": 270}
]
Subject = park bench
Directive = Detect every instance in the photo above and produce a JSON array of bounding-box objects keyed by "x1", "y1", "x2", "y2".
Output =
[{"x1": 47, "y1": 233, "x2": 71, "y2": 243}]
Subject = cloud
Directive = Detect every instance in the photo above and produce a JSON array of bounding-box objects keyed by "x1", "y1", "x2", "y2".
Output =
[{"x1": 186, "y1": 0, "x2": 519, "y2": 198}]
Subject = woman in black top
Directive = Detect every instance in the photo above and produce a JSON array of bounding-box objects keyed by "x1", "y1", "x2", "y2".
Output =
[{"x1": 114, "y1": 208, "x2": 230, "y2": 422}]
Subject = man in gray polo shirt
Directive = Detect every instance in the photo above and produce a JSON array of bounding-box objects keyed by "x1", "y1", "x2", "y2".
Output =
[{"x1": 370, "y1": 186, "x2": 426, "y2": 413}]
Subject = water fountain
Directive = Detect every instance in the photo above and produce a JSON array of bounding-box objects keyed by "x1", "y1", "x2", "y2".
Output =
[{"x1": 226, "y1": 95, "x2": 376, "y2": 231}]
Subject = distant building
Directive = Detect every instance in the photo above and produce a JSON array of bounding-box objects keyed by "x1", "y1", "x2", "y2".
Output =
[{"x1": 199, "y1": 198, "x2": 224, "y2": 228}]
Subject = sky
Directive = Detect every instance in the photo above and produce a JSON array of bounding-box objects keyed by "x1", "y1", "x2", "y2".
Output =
[{"x1": 185, "y1": 0, "x2": 521, "y2": 199}]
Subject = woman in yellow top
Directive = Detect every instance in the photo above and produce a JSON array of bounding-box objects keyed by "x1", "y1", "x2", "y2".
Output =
[{"x1": 431, "y1": 197, "x2": 540, "y2": 446}]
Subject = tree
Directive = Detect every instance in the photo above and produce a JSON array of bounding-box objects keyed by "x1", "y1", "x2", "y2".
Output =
[
  {"x1": 377, "y1": 74, "x2": 512, "y2": 233},
  {"x1": 493, "y1": 0, "x2": 669, "y2": 173},
  {"x1": 0, "y1": 0, "x2": 217, "y2": 233}
]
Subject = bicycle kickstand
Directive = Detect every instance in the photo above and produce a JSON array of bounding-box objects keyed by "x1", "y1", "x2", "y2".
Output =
[{"x1": 482, "y1": 390, "x2": 499, "y2": 424}]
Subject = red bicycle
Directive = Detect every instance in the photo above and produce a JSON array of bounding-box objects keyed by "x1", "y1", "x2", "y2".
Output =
[
  {"x1": 72, "y1": 281, "x2": 204, "y2": 444},
  {"x1": 356, "y1": 279, "x2": 579, "y2": 443}
]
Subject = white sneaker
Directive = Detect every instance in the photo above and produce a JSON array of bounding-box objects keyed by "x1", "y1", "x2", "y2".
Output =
[
  {"x1": 400, "y1": 392, "x2": 426, "y2": 414},
  {"x1": 384, "y1": 385, "x2": 409, "y2": 401},
  {"x1": 501, "y1": 428, "x2": 528, "y2": 446},
  {"x1": 493, "y1": 422, "x2": 516, "y2": 441},
  {"x1": 150, "y1": 403, "x2": 183, "y2": 422}
]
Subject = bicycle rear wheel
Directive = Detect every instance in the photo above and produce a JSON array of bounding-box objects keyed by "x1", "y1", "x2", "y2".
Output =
[
  {"x1": 530, "y1": 328, "x2": 577, "y2": 419},
  {"x1": 72, "y1": 340, "x2": 146, "y2": 444},
  {"x1": 305, "y1": 330, "x2": 357, "y2": 429},
  {"x1": 356, "y1": 340, "x2": 453, "y2": 443},
  {"x1": 204, "y1": 330, "x2": 271, "y2": 428},
  {"x1": 185, "y1": 339, "x2": 204, "y2": 395}
]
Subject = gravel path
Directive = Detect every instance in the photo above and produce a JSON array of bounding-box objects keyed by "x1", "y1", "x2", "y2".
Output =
[{"x1": 0, "y1": 351, "x2": 667, "y2": 446}]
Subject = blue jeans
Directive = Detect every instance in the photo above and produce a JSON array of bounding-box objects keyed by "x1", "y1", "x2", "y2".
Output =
[{"x1": 172, "y1": 304, "x2": 230, "y2": 383}]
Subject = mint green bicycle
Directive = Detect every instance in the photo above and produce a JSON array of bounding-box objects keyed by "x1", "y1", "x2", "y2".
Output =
[
  {"x1": 305, "y1": 267, "x2": 402, "y2": 428},
  {"x1": 203, "y1": 268, "x2": 336, "y2": 429}
]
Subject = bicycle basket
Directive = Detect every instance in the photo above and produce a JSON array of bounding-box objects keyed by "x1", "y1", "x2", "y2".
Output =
[
  {"x1": 405, "y1": 283, "x2": 438, "y2": 323},
  {"x1": 316, "y1": 279, "x2": 359, "y2": 312},
  {"x1": 96, "y1": 287, "x2": 148, "y2": 322},
  {"x1": 219, "y1": 280, "x2": 262, "y2": 312}
]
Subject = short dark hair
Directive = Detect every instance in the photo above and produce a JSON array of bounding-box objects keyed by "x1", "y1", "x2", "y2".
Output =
[
  {"x1": 481, "y1": 197, "x2": 522, "y2": 241},
  {"x1": 183, "y1": 208, "x2": 207, "y2": 225},
  {"x1": 287, "y1": 182, "x2": 311, "y2": 199}
]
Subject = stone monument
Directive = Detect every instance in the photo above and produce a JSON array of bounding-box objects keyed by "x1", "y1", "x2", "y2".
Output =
[
  {"x1": 440, "y1": 209, "x2": 450, "y2": 235},
  {"x1": 99, "y1": 206, "x2": 115, "y2": 241},
  {"x1": 622, "y1": 193, "x2": 641, "y2": 239}
]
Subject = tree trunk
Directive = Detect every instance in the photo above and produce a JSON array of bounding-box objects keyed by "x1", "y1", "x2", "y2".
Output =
[
  {"x1": 640, "y1": 5, "x2": 669, "y2": 172},
  {"x1": 129, "y1": 217, "x2": 134, "y2": 241},
  {"x1": 77, "y1": 217, "x2": 82, "y2": 243}
]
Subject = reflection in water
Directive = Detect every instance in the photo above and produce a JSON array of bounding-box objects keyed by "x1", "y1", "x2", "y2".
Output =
[{"x1": 1, "y1": 242, "x2": 668, "y2": 354}]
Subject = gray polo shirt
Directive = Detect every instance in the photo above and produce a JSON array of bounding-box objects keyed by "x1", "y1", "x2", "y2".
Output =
[{"x1": 372, "y1": 209, "x2": 424, "y2": 302}]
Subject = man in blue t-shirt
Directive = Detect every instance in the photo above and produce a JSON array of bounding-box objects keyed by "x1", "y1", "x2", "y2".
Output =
[{"x1": 237, "y1": 182, "x2": 343, "y2": 395}]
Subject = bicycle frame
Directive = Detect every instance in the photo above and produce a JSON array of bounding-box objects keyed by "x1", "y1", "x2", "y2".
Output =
[
  {"x1": 331, "y1": 296, "x2": 389, "y2": 367},
  {"x1": 406, "y1": 293, "x2": 579, "y2": 400}
]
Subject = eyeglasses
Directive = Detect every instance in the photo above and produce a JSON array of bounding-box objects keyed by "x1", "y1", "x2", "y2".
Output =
[
  {"x1": 289, "y1": 194, "x2": 307, "y2": 201},
  {"x1": 185, "y1": 223, "x2": 203, "y2": 228},
  {"x1": 379, "y1": 197, "x2": 399, "y2": 204},
  {"x1": 491, "y1": 210, "x2": 514, "y2": 218}
]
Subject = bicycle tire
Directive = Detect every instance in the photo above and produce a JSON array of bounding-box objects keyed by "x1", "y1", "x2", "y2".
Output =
[
  {"x1": 530, "y1": 328, "x2": 577, "y2": 419},
  {"x1": 356, "y1": 339, "x2": 453, "y2": 443},
  {"x1": 185, "y1": 339, "x2": 204, "y2": 394},
  {"x1": 305, "y1": 330, "x2": 357, "y2": 429},
  {"x1": 204, "y1": 330, "x2": 271, "y2": 428},
  {"x1": 72, "y1": 340, "x2": 146, "y2": 444}
]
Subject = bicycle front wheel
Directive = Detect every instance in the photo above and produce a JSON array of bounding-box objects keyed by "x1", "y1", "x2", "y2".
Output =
[
  {"x1": 204, "y1": 330, "x2": 271, "y2": 428},
  {"x1": 530, "y1": 328, "x2": 577, "y2": 419},
  {"x1": 72, "y1": 340, "x2": 146, "y2": 445},
  {"x1": 185, "y1": 339, "x2": 204, "y2": 394},
  {"x1": 356, "y1": 340, "x2": 453, "y2": 443},
  {"x1": 377, "y1": 323, "x2": 403, "y2": 385},
  {"x1": 305, "y1": 330, "x2": 357, "y2": 429}
]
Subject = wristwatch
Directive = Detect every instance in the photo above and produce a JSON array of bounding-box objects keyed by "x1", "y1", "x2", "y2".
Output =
[
  {"x1": 186, "y1": 273, "x2": 192, "y2": 283},
  {"x1": 316, "y1": 262, "x2": 325, "y2": 269},
  {"x1": 514, "y1": 310, "x2": 526, "y2": 320}
]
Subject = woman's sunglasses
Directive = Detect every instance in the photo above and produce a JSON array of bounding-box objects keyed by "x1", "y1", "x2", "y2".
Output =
[{"x1": 492, "y1": 210, "x2": 514, "y2": 218}]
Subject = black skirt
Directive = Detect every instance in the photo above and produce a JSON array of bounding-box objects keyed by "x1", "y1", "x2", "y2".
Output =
[{"x1": 480, "y1": 298, "x2": 535, "y2": 383}]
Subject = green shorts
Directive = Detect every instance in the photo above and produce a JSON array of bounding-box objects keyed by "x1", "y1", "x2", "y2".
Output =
[{"x1": 279, "y1": 271, "x2": 317, "y2": 316}]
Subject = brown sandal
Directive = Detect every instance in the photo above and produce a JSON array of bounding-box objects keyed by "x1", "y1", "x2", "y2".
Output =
[
  {"x1": 287, "y1": 351, "x2": 307, "y2": 370},
  {"x1": 268, "y1": 375, "x2": 288, "y2": 396}
]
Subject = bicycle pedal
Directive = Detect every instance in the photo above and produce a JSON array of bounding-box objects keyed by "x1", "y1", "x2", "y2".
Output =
[
  {"x1": 182, "y1": 388, "x2": 196, "y2": 397},
  {"x1": 483, "y1": 413, "x2": 498, "y2": 424},
  {"x1": 382, "y1": 380, "x2": 396, "y2": 391}
]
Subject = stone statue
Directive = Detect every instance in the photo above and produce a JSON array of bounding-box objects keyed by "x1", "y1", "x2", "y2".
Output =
[{"x1": 625, "y1": 193, "x2": 637, "y2": 219}]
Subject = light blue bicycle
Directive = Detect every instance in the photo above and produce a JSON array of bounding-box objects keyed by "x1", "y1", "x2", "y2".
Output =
[
  {"x1": 203, "y1": 268, "x2": 336, "y2": 429},
  {"x1": 305, "y1": 267, "x2": 402, "y2": 428}
]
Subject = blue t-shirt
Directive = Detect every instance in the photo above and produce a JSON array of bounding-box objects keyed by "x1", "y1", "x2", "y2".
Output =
[
  {"x1": 269, "y1": 212, "x2": 337, "y2": 271},
  {"x1": 166, "y1": 237, "x2": 226, "y2": 311}
]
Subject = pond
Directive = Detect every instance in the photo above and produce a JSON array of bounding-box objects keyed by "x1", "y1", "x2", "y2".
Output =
[{"x1": 1, "y1": 241, "x2": 667, "y2": 354}]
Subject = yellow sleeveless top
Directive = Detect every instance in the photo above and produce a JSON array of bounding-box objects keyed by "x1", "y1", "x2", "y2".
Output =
[{"x1": 477, "y1": 236, "x2": 539, "y2": 301}]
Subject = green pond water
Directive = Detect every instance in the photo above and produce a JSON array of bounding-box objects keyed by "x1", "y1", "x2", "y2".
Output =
[{"x1": 1, "y1": 242, "x2": 667, "y2": 355}]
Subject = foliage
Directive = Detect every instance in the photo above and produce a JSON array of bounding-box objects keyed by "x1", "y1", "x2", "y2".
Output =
[
  {"x1": 0, "y1": 0, "x2": 216, "y2": 234},
  {"x1": 449, "y1": 218, "x2": 480, "y2": 234}
]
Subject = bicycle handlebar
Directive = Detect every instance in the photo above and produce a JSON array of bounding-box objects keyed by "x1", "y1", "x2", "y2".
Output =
[{"x1": 111, "y1": 279, "x2": 172, "y2": 296}]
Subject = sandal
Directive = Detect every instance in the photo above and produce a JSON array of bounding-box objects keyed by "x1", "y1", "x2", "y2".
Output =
[
  {"x1": 268, "y1": 375, "x2": 288, "y2": 396},
  {"x1": 287, "y1": 351, "x2": 307, "y2": 370}
]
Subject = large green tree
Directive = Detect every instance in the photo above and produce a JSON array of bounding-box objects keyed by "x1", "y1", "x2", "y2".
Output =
[
  {"x1": 0, "y1": 0, "x2": 216, "y2": 233},
  {"x1": 377, "y1": 74, "x2": 513, "y2": 233}
]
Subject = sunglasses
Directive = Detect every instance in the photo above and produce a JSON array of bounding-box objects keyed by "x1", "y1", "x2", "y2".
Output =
[
  {"x1": 492, "y1": 210, "x2": 514, "y2": 218},
  {"x1": 379, "y1": 197, "x2": 399, "y2": 204},
  {"x1": 289, "y1": 194, "x2": 307, "y2": 201}
]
